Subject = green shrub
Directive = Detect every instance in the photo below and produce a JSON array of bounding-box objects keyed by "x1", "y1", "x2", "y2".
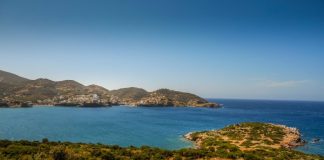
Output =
[{"x1": 52, "y1": 146, "x2": 67, "y2": 160}]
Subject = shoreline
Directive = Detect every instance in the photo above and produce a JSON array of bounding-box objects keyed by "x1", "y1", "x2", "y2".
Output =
[
  {"x1": 0, "y1": 122, "x2": 322, "y2": 159},
  {"x1": 1, "y1": 104, "x2": 222, "y2": 108}
]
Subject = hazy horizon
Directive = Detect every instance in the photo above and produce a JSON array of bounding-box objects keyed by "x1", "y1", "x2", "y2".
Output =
[{"x1": 1, "y1": 0, "x2": 323, "y2": 101}]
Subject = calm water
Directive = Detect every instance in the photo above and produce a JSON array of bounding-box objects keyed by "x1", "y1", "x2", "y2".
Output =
[{"x1": 0, "y1": 99, "x2": 323, "y2": 155}]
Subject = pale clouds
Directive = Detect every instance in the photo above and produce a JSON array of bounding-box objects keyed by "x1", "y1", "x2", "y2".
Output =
[{"x1": 259, "y1": 80, "x2": 309, "y2": 88}]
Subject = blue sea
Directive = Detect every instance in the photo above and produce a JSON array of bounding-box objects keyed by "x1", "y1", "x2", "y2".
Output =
[{"x1": 0, "y1": 99, "x2": 323, "y2": 155}]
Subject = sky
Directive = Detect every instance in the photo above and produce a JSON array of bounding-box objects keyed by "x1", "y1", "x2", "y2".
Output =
[{"x1": 0, "y1": 0, "x2": 323, "y2": 101}]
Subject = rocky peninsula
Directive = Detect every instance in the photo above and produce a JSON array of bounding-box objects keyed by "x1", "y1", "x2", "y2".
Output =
[
  {"x1": 184, "y1": 122, "x2": 317, "y2": 159},
  {"x1": 0, "y1": 70, "x2": 219, "y2": 108},
  {"x1": 185, "y1": 122, "x2": 306, "y2": 150},
  {"x1": 0, "y1": 122, "x2": 322, "y2": 160}
]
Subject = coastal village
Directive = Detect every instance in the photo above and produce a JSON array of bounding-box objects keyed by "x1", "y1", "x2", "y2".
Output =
[
  {"x1": 0, "y1": 91, "x2": 219, "y2": 108},
  {"x1": 0, "y1": 94, "x2": 118, "y2": 107},
  {"x1": 0, "y1": 70, "x2": 220, "y2": 108}
]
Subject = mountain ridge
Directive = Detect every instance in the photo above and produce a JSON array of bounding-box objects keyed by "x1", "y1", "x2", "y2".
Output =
[
  {"x1": 0, "y1": 70, "x2": 30, "y2": 85},
  {"x1": 0, "y1": 70, "x2": 219, "y2": 108}
]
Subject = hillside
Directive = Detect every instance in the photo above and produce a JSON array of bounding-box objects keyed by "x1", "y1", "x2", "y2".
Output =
[
  {"x1": 0, "y1": 71, "x2": 112, "y2": 105},
  {"x1": 0, "y1": 70, "x2": 29, "y2": 85},
  {"x1": 109, "y1": 87, "x2": 149, "y2": 104},
  {"x1": 4, "y1": 80, "x2": 111, "y2": 105},
  {"x1": 0, "y1": 70, "x2": 30, "y2": 97},
  {"x1": 0, "y1": 70, "x2": 218, "y2": 107},
  {"x1": 137, "y1": 89, "x2": 218, "y2": 107}
]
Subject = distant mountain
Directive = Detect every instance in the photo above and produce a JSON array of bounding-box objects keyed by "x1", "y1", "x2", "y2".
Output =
[
  {"x1": 0, "y1": 70, "x2": 29, "y2": 85},
  {"x1": 85, "y1": 84, "x2": 110, "y2": 95},
  {"x1": 137, "y1": 89, "x2": 218, "y2": 107},
  {"x1": 0, "y1": 70, "x2": 30, "y2": 98},
  {"x1": 109, "y1": 87, "x2": 149, "y2": 103},
  {"x1": 0, "y1": 70, "x2": 219, "y2": 107},
  {"x1": 0, "y1": 70, "x2": 110, "y2": 103}
]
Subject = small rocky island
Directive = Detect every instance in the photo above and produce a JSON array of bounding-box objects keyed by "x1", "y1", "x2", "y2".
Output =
[
  {"x1": 0, "y1": 122, "x2": 322, "y2": 160},
  {"x1": 0, "y1": 70, "x2": 219, "y2": 108}
]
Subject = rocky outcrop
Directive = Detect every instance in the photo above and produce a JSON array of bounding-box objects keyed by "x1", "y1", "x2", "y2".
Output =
[
  {"x1": 0, "y1": 100, "x2": 9, "y2": 107},
  {"x1": 81, "y1": 102, "x2": 111, "y2": 107},
  {"x1": 0, "y1": 99, "x2": 33, "y2": 108},
  {"x1": 273, "y1": 124, "x2": 306, "y2": 148},
  {"x1": 54, "y1": 103, "x2": 81, "y2": 107},
  {"x1": 20, "y1": 101, "x2": 33, "y2": 107}
]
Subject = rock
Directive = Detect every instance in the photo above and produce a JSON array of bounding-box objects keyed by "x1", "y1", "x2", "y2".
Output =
[
  {"x1": 311, "y1": 138, "x2": 320, "y2": 143},
  {"x1": 81, "y1": 103, "x2": 111, "y2": 107},
  {"x1": 0, "y1": 102, "x2": 9, "y2": 107},
  {"x1": 20, "y1": 101, "x2": 33, "y2": 108},
  {"x1": 54, "y1": 103, "x2": 80, "y2": 107}
]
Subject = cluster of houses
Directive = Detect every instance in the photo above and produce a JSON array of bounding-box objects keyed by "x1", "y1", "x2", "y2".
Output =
[
  {"x1": 53, "y1": 94, "x2": 113, "y2": 107},
  {"x1": 0, "y1": 93, "x2": 119, "y2": 107},
  {"x1": 57, "y1": 94, "x2": 101, "y2": 104}
]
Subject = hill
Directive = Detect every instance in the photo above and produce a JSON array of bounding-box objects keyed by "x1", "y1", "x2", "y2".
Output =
[
  {"x1": 0, "y1": 70, "x2": 30, "y2": 98},
  {"x1": 137, "y1": 89, "x2": 218, "y2": 107},
  {"x1": 0, "y1": 70, "x2": 29, "y2": 85},
  {"x1": 0, "y1": 70, "x2": 218, "y2": 107},
  {"x1": 109, "y1": 87, "x2": 149, "y2": 103}
]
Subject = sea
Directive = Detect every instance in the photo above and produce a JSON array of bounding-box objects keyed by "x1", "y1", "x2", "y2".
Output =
[{"x1": 0, "y1": 99, "x2": 323, "y2": 155}]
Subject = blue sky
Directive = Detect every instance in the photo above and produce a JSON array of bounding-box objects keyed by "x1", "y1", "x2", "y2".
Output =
[{"x1": 0, "y1": 0, "x2": 323, "y2": 101}]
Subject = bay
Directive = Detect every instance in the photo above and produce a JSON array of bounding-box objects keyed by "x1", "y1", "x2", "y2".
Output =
[{"x1": 0, "y1": 99, "x2": 323, "y2": 155}]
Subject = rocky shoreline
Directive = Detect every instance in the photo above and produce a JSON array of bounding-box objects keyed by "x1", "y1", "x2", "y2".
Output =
[
  {"x1": 272, "y1": 124, "x2": 306, "y2": 148},
  {"x1": 0, "y1": 101, "x2": 220, "y2": 108},
  {"x1": 0, "y1": 100, "x2": 33, "y2": 108},
  {"x1": 0, "y1": 89, "x2": 221, "y2": 108},
  {"x1": 0, "y1": 122, "x2": 322, "y2": 160}
]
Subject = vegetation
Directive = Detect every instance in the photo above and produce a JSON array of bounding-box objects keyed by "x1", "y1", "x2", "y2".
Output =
[
  {"x1": 185, "y1": 122, "x2": 323, "y2": 160},
  {"x1": 136, "y1": 89, "x2": 219, "y2": 107},
  {"x1": 0, "y1": 123, "x2": 323, "y2": 160},
  {"x1": 0, "y1": 139, "x2": 322, "y2": 160},
  {"x1": 188, "y1": 122, "x2": 296, "y2": 149},
  {"x1": 108, "y1": 87, "x2": 149, "y2": 101}
]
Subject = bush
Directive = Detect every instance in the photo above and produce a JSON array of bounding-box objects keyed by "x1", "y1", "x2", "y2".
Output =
[
  {"x1": 101, "y1": 152, "x2": 115, "y2": 160},
  {"x1": 42, "y1": 138, "x2": 49, "y2": 143},
  {"x1": 52, "y1": 146, "x2": 67, "y2": 160}
]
